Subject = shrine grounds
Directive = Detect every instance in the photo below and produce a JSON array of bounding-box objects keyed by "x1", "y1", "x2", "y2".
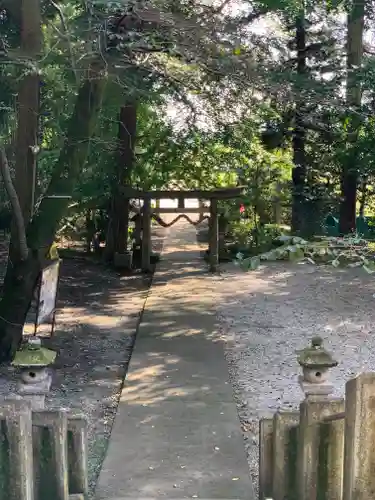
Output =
[
  {"x1": 216, "y1": 260, "x2": 375, "y2": 494},
  {"x1": 0, "y1": 224, "x2": 375, "y2": 497},
  {"x1": 0, "y1": 229, "x2": 165, "y2": 494}
]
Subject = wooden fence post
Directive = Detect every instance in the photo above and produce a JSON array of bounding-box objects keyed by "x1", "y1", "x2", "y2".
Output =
[
  {"x1": 209, "y1": 197, "x2": 218, "y2": 272},
  {"x1": 297, "y1": 398, "x2": 344, "y2": 500},
  {"x1": 33, "y1": 410, "x2": 69, "y2": 500},
  {"x1": 259, "y1": 418, "x2": 273, "y2": 500},
  {"x1": 272, "y1": 411, "x2": 299, "y2": 500},
  {"x1": 343, "y1": 373, "x2": 375, "y2": 500},
  {"x1": 0, "y1": 400, "x2": 34, "y2": 500},
  {"x1": 67, "y1": 415, "x2": 89, "y2": 497},
  {"x1": 141, "y1": 198, "x2": 152, "y2": 273}
]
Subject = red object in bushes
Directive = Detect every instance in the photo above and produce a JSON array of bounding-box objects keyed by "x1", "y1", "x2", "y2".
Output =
[{"x1": 239, "y1": 204, "x2": 245, "y2": 214}]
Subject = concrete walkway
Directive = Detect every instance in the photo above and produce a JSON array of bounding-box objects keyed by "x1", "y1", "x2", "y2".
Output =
[{"x1": 95, "y1": 221, "x2": 254, "y2": 500}]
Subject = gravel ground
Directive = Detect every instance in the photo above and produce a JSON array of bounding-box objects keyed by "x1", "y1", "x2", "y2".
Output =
[
  {"x1": 0, "y1": 229, "x2": 165, "y2": 498},
  {"x1": 214, "y1": 261, "x2": 375, "y2": 494}
]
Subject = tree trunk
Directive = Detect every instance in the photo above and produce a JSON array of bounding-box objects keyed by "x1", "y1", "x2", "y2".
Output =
[
  {"x1": 107, "y1": 102, "x2": 137, "y2": 261},
  {"x1": 291, "y1": 12, "x2": 307, "y2": 234},
  {"x1": 0, "y1": 252, "x2": 41, "y2": 360},
  {"x1": 339, "y1": 0, "x2": 365, "y2": 234},
  {"x1": 274, "y1": 182, "x2": 282, "y2": 225},
  {"x1": 0, "y1": 150, "x2": 28, "y2": 259},
  {"x1": 0, "y1": 72, "x2": 106, "y2": 361},
  {"x1": 9, "y1": 0, "x2": 41, "y2": 262},
  {"x1": 27, "y1": 74, "x2": 106, "y2": 249},
  {"x1": 359, "y1": 179, "x2": 367, "y2": 217},
  {"x1": 85, "y1": 209, "x2": 94, "y2": 253},
  {"x1": 340, "y1": 169, "x2": 358, "y2": 233},
  {"x1": 104, "y1": 202, "x2": 115, "y2": 261}
]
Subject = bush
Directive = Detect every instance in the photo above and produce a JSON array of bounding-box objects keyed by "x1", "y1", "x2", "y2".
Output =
[
  {"x1": 229, "y1": 219, "x2": 254, "y2": 247},
  {"x1": 227, "y1": 219, "x2": 289, "y2": 255}
]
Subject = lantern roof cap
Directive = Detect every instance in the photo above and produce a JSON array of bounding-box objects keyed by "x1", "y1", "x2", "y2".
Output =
[
  {"x1": 12, "y1": 337, "x2": 56, "y2": 368},
  {"x1": 297, "y1": 336, "x2": 337, "y2": 369}
]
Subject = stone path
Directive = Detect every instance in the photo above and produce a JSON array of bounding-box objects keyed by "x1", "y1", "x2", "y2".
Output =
[{"x1": 95, "y1": 221, "x2": 254, "y2": 500}]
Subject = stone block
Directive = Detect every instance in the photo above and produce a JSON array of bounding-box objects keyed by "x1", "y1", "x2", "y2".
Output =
[
  {"x1": 113, "y1": 251, "x2": 133, "y2": 270},
  {"x1": 259, "y1": 418, "x2": 273, "y2": 500},
  {"x1": 297, "y1": 397, "x2": 344, "y2": 500},
  {"x1": 0, "y1": 400, "x2": 34, "y2": 500},
  {"x1": 298, "y1": 375, "x2": 333, "y2": 396},
  {"x1": 272, "y1": 411, "x2": 299, "y2": 500},
  {"x1": 67, "y1": 415, "x2": 89, "y2": 497},
  {"x1": 318, "y1": 410, "x2": 345, "y2": 500},
  {"x1": 33, "y1": 410, "x2": 69, "y2": 500},
  {"x1": 18, "y1": 368, "x2": 52, "y2": 410},
  {"x1": 343, "y1": 373, "x2": 375, "y2": 500}
]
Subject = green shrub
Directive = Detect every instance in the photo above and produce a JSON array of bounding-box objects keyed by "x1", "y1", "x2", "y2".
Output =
[
  {"x1": 229, "y1": 219, "x2": 254, "y2": 247},
  {"x1": 253, "y1": 224, "x2": 287, "y2": 253},
  {"x1": 227, "y1": 219, "x2": 289, "y2": 255}
]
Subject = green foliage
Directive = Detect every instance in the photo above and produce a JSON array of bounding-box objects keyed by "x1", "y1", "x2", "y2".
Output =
[
  {"x1": 229, "y1": 219, "x2": 254, "y2": 247},
  {"x1": 1, "y1": 0, "x2": 375, "y2": 243},
  {"x1": 228, "y1": 219, "x2": 289, "y2": 255}
]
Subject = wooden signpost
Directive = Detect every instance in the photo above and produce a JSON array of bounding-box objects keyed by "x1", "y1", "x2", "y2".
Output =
[{"x1": 33, "y1": 259, "x2": 60, "y2": 337}]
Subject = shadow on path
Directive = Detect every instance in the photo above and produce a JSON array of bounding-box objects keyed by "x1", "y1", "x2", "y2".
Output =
[{"x1": 95, "y1": 221, "x2": 255, "y2": 500}]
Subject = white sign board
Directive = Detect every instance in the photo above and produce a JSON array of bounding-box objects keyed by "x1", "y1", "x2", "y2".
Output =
[{"x1": 37, "y1": 261, "x2": 60, "y2": 326}]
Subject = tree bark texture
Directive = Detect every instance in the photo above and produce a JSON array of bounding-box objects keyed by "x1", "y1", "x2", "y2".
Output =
[
  {"x1": 107, "y1": 102, "x2": 137, "y2": 260},
  {"x1": 339, "y1": 0, "x2": 365, "y2": 234},
  {"x1": 291, "y1": 13, "x2": 307, "y2": 234},
  {"x1": 0, "y1": 149, "x2": 28, "y2": 260},
  {"x1": 10, "y1": 0, "x2": 41, "y2": 263},
  {"x1": 359, "y1": 179, "x2": 367, "y2": 217},
  {"x1": 0, "y1": 73, "x2": 106, "y2": 361}
]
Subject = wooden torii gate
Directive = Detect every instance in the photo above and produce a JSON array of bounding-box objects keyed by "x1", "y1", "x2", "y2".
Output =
[{"x1": 122, "y1": 186, "x2": 245, "y2": 272}]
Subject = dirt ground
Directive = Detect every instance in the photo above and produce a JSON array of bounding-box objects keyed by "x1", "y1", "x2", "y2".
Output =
[
  {"x1": 0, "y1": 229, "x2": 165, "y2": 497},
  {"x1": 215, "y1": 260, "x2": 375, "y2": 494}
]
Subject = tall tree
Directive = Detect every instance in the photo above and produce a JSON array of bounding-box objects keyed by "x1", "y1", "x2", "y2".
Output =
[
  {"x1": 105, "y1": 102, "x2": 137, "y2": 261},
  {"x1": 339, "y1": 0, "x2": 366, "y2": 234},
  {"x1": 0, "y1": 0, "x2": 250, "y2": 360},
  {"x1": 0, "y1": 70, "x2": 106, "y2": 361},
  {"x1": 14, "y1": 0, "x2": 41, "y2": 224},
  {"x1": 4, "y1": 0, "x2": 41, "y2": 287},
  {"x1": 291, "y1": 9, "x2": 307, "y2": 233},
  {"x1": 0, "y1": 4, "x2": 167, "y2": 360}
]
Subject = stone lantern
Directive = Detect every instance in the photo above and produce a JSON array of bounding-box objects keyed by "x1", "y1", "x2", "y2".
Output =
[
  {"x1": 296, "y1": 336, "x2": 338, "y2": 397},
  {"x1": 12, "y1": 336, "x2": 57, "y2": 410}
]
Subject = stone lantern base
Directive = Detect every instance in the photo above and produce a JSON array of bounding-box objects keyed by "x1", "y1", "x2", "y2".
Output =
[{"x1": 298, "y1": 375, "x2": 333, "y2": 397}]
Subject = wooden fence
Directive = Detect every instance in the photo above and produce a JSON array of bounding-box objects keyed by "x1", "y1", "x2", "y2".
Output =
[
  {"x1": 259, "y1": 372, "x2": 375, "y2": 500},
  {"x1": 0, "y1": 399, "x2": 88, "y2": 500}
]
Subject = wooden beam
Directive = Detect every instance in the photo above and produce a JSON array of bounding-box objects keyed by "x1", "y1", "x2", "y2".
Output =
[
  {"x1": 121, "y1": 186, "x2": 246, "y2": 199},
  {"x1": 152, "y1": 207, "x2": 210, "y2": 214}
]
